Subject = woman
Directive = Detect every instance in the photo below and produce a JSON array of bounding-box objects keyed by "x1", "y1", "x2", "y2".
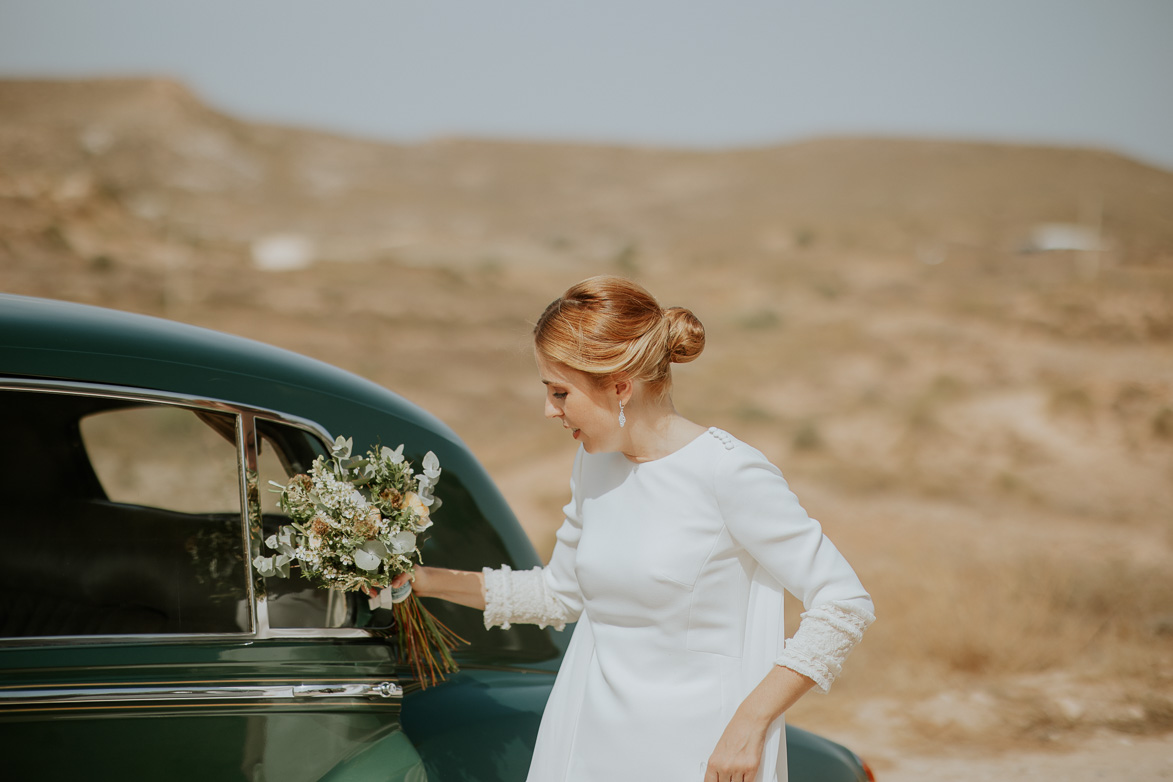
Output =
[{"x1": 392, "y1": 276, "x2": 874, "y2": 782}]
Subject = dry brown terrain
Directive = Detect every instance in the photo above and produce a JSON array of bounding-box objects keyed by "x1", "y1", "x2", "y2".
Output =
[{"x1": 3, "y1": 79, "x2": 1172, "y2": 777}]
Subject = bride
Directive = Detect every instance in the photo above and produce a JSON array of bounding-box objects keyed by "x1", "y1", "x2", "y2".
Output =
[{"x1": 389, "y1": 276, "x2": 874, "y2": 782}]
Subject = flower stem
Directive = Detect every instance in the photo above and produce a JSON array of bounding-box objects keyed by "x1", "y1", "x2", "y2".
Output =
[{"x1": 392, "y1": 595, "x2": 468, "y2": 688}]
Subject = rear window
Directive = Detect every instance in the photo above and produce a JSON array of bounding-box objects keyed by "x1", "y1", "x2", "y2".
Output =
[
  {"x1": 80, "y1": 405, "x2": 241, "y2": 513},
  {"x1": 0, "y1": 389, "x2": 247, "y2": 637}
]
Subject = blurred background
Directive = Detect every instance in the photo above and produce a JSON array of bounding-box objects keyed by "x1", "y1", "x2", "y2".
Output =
[{"x1": 2, "y1": 1, "x2": 1171, "y2": 777}]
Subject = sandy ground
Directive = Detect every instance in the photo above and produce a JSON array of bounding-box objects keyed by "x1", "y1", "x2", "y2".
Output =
[{"x1": 855, "y1": 730, "x2": 1173, "y2": 781}]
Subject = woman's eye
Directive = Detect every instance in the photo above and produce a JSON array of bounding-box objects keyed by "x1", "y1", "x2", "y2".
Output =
[{"x1": 552, "y1": 392, "x2": 568, "y2": 400}]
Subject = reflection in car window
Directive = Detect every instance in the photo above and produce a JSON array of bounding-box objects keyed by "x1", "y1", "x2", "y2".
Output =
[
  {"x1": 81, "y1": 406, "x2": 240, "y2": 513},
  {"x1": 0, "y1": 389, "x2": 248, "y2": 638}
]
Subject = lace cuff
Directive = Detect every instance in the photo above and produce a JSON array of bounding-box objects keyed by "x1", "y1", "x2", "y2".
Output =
[
  {"x1": 482, "y1": 565, "x2": 572, "y2": 631},
  {"x1": 775, "y1": 600, "x2": 875, "y2": 693}
]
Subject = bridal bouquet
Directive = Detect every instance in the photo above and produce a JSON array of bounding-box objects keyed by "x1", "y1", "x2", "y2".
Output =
[{"x1": 255, "y1": 436, "x2": 465, "y2": 686}]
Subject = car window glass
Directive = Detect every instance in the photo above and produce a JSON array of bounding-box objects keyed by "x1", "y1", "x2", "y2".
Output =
[
  {"x1": 0, "y1": 391, "x2": 247, "y2": 638},
  {"x1": 255, "y1": 419, "x2": 351, "y2": 629},
  {"x1": 80, "y1": 406, "x2": 240, "y2": 513}
]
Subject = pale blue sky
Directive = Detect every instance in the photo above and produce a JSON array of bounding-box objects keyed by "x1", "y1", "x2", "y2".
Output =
[{"x1": 2, "y1": 1, "x2": 1171, "y2": 169}]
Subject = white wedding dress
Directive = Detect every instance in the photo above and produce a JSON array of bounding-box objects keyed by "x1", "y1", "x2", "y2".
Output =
[{"x1": 483, "y1": 428, "x2": 874, "y2": 782}]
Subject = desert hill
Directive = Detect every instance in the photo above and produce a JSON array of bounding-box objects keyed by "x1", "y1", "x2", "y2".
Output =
[
  {"x1": 1, "y1": 79, "x2": 1171, "y2": 767},
  {"x1": 4, "y1": 78, "x2": 1173, "y2": 269}
]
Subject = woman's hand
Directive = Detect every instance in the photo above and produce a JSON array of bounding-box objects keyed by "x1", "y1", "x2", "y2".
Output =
[
  {"x1": 704, "y1": 665, "x2": 817, "y2": 782},
  {"x1": 389, "y1": 566, "x2": 485, "y2": 609},
  {"x1": 704, "y1": 711, "x2": 768, "y2": 782},
  {"x1": 390, "y1": 566, "x2": 437, "y2": 599}
]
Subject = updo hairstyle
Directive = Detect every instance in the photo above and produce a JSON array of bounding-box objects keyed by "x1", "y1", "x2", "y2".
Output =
[{"x1": 534, "y1": 276, "x2": 705, "y2": 400}]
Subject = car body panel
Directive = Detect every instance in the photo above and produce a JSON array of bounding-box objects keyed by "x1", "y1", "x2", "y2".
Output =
[{"x1": 0, "y1": 640, "x2": 418, "y2": 781}]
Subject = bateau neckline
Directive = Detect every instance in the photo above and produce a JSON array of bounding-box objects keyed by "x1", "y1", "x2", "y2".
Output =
[{"x1": 621, "y1": 426, "x2": 723, "y2": 465}]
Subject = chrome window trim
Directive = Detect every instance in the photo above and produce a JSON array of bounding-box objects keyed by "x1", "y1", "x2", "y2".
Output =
[
  {"x1": 0, "y1": 377, "x2": 390, "y2": 644},
  {"x1": 0, "y1": 377, "x2": 334, "y2": 440}
]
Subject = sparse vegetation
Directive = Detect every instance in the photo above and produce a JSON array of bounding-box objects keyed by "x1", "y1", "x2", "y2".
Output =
[
  {"x1": 735, "y1": 308, "x2": 782, "y2": 330},
  {"x1": 791, "y1": 420, "x2": 823, "y2": 451}
]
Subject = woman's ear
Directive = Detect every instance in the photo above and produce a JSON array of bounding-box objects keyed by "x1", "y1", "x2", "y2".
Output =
[{"x1": 613, "y1": 376, "x2": 634, "y2": 405}]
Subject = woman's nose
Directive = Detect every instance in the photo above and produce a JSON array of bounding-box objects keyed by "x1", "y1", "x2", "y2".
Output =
[{"x1": 544, "y1": 398, "x2": 560, "y2": 419}]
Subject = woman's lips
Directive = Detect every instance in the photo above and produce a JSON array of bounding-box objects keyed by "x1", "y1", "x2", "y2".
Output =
[{"x1": 572, "y1": 429, "x2": 580, "y2": 439}]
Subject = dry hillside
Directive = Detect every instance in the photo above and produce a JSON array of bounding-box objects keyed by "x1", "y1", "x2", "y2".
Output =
[{"x1": 2, "y1": 79, "x2": 1172, "y2": 773}]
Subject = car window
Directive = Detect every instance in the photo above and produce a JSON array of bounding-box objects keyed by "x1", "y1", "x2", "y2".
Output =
[
  {"x1": 81, "y1": 405, "x2": 241, "y2": 513},
  {"x1": 0, "y1": 389, "x2": 248, "y2": 638},
  {"x1": 255, "y1": 418, "x2": 351, "y2": 628}
]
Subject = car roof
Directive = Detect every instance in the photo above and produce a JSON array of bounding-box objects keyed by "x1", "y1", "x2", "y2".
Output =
[{"x1": 0, "y1": 293, "x2": 462, "y2": 447}]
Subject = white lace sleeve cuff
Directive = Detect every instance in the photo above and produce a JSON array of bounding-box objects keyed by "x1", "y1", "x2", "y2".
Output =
[
  {"x1": 776, "y1": 600, "x2": 875, "y2": 693},
  {"x1": 482, "y1": 565, "x2": 573, "y2": 632}
]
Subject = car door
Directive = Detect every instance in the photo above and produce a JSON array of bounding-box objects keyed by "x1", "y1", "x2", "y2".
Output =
[{"x1": 0, "y1": 382, "x2": 425, "y2": 782}]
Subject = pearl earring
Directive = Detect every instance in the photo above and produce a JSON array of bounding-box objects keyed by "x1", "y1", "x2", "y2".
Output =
[{"x1": 618, "y1": 400, "x2": 626, "y2": 428}]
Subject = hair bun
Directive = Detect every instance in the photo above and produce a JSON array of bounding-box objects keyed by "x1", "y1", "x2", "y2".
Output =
[{"x1": 663, "y1": 307, "x2": 705, "y2": 364}]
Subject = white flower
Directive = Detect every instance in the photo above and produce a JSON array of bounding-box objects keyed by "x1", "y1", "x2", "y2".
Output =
[{"x1": 381, "y1": 444, "x2": 405, "y2": 464}]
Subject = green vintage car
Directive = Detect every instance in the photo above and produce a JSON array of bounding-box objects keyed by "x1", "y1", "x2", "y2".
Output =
[{"x1": 0, "y1": 293, "x2": 874, "y2": 782}]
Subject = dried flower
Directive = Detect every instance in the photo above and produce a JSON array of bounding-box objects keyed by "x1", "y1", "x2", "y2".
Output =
[
  {"x1": 379, "y1": 486, "x2": 404, "y2": 509},
  {"x1": 311, "y1": 514, "x2": 331, "y2": 537},
  {"x1": 354, "y1": 507, "x2": 380, "y2": 540}
]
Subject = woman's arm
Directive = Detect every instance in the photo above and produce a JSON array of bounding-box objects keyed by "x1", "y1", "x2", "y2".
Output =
[
  {"x1": 705, "y1": 666, "x2": 816, "y2": 782},
  {"x1": 389, "y1": 448, "x2": 585, "y2": 627},
  {"x1": 391, "y1": 566, "x2": 485, "y2": 610},
  {"x1": 709, "y1": 444, "x2": 875, "y2": 780},
  {"x1": 389, "y1": 562, "x2": 578, "y2": 630}
]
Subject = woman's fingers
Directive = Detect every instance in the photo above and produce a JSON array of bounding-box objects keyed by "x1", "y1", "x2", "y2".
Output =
[
  {"x1": 705, "y1": 753, "x2": 759, "y2": 782},
  {"x1": 705, "y1": 768, "x2": 753, "y2": 782}
]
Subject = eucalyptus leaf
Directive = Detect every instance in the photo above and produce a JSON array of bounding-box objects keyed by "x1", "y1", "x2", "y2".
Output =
[
  {"x1": 390, "y1": 530, "x2": 417, "y2": 555},
  {"x1": 253, "y1": 555, "x2": 276, "y2": 578},
  {"x1": 275, "y1": 553, "x2": 292, "y2": 578},
  {"x1": 331, "y1": 436, "x2": 353, "y2": 459},
  {"x1": 422, "y1": 451, "x2": 441, "y2": 479},
  {"x1": 353, "y1": 543, "x2": 385, "y2": 572}
]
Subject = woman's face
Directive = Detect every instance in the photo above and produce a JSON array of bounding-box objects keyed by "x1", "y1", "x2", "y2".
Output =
[{"x1": 537, "y1": 356, "x2": 624, "y2": 454}]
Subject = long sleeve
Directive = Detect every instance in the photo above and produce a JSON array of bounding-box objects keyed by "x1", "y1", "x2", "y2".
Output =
[
  {"x1": 482, "y1": 564, "x2": 575, "y2": 631},
  {"x1": 483, "y1": 448, "x2": 586, "y2": 632},
  {"x1": 774, "y1": 600, "x2": 874, "y2": 692},
  {"x1": 715, "y1": 440, "x2": 874, "y2": 693}
]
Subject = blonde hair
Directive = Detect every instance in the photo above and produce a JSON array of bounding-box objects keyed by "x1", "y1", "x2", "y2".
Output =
[{"x1": 534, "y1": 276, "x2": 705, "y2": 399}]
